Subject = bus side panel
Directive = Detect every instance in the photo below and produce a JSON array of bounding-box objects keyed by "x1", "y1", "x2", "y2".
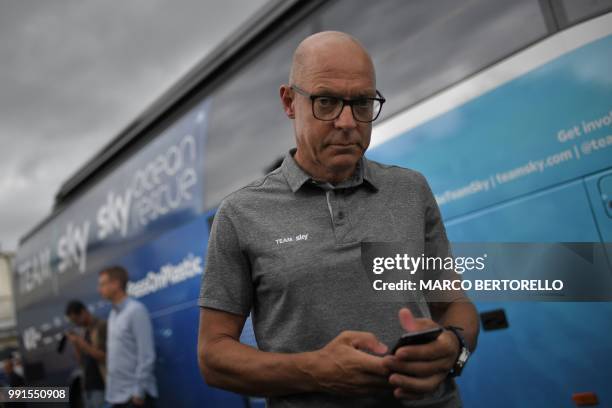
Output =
[
  {"x1": 368, "y1": 34, "x2": 612, "y2": 221},
  {"x1": 585, "y1": 168, "x2": 612, "y2": 260},
  {"x1": 153, "y1": 305, "x2": 247, "y2": 407},
  {"x1": 445, "y1": 180, "x2": 612, "y2": 407}
]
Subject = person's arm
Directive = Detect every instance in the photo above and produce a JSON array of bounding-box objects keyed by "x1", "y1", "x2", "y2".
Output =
[
  {"x1": 95, "y1": 321, "x2": 108, "y2": 364},
  {"x1": 81, "y1": 340, "x2": 106, "y2": 362},
  {"x1": 198, "y1": 307, "x2": 391, "y2": 397},
  {"x1": 131, "y1": 305, "x2": 156, "y2": 400},
  {"x1": 420, "y1": 170, "x2": 479, "y2": 351},
  {"x1": 68, "y1": 334, "x2": 106, "y2": 362},
  {"x1": 66, "y1": 332, "x2": 83, "y2": 363},
  {"x1": 429, "y1": 301, "x2": 479, "y2": 351}
]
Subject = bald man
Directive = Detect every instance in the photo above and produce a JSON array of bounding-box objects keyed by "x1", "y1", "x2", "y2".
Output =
[{"x1": 198, "y1": 31, "x2": 479, "y2": 407}]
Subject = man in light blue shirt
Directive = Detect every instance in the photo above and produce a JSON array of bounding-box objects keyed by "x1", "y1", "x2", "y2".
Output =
[{"x1": 98, "y1": 266, "x2": 158, "y2": 407}]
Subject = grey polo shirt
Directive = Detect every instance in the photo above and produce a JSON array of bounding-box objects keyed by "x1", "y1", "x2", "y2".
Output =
[{"x1": 199, "y1": 149, "x2": 463, "y2": 408}]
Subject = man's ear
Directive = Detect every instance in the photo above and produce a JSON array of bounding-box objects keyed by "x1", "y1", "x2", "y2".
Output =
[{"x1": 280, "y1": 85, "x2": 295, "y2": 119}]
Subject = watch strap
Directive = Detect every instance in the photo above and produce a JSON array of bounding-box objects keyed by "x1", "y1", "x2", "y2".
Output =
[{"x1": 444, "y1": 325, "x2": 469, "y2": 377}]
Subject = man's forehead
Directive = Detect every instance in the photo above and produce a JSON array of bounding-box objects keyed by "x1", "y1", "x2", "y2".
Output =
[
  {"x1": 304, "y1": 67, "x2": 375, "y2": 94},
  {"x1": 308, "y1": 46, "x2": 372, "y2": 73},
  {"x1": 310, "y1": 83, "x2": 375, "y2": 97},
  {"x1": 301, "y1": 56, "x2": 374, "y2": 91}
]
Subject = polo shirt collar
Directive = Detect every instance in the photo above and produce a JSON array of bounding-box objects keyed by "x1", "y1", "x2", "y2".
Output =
[
  {"x1": 281, "y1": 149, "x2": 311, "y2": 192},
  {"x1": 112, "y1": 296, "x2": 130, "y2": 312},
  {"x1": 281, "y1": 148, "x2": 379, "y2": 193},
  {"x1": 361, "y1": 156, "x2": 378, "y2": 191}
]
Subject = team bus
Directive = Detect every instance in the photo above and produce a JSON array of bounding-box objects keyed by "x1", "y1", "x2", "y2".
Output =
[{"x1": 12, "y1": 0, "x2": 612, "y2": 406}]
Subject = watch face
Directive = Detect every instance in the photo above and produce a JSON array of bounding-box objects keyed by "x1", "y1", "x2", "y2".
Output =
[{"x1": 458, "y1": 348, "x2": 470, "y2": 366}]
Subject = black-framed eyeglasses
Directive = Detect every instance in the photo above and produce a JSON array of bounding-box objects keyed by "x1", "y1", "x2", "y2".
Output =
[{"x1": 291, "y1": 85, "x2": 386, "y2": 123}]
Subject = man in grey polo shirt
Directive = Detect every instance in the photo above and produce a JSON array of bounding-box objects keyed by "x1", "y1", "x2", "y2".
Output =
[{"x1": 198, "y1": 31, "x2": 479, "y2": 407}]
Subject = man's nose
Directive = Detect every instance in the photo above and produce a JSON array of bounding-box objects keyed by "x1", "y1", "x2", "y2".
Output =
[{"x1": 334, "y1": 104, "x2": 357, "y2": 129}]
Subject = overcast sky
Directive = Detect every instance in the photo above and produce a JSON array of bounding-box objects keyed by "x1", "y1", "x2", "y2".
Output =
[{"x1": 0, "y1": 0, "x2": 268, "y2": 252}]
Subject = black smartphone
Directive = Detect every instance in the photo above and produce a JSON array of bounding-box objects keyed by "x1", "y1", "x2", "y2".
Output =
[
  {"x1": 57, "y1": 334, "x2": 67, "y2": 353},
  {"x1": 391, "y1": 327, "x2": 443, "y2": 354}
]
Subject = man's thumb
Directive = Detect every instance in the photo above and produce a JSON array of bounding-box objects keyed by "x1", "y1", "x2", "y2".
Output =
[
  {"x1": 399, "y1": 307, "x2": 419, "y2": 332},
  {"x1": 348, "y1": 331, "x2": 388, "y2": 355}
]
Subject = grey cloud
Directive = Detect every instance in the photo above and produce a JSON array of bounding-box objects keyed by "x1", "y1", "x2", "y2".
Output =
[{"x1": 0, "y1": 0, "x2": 267, "y2": 250}]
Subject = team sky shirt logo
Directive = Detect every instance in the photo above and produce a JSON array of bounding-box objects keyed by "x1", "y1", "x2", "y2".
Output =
[{"x1": 275, "y1": 234, "x2": 308, "y2": 245}]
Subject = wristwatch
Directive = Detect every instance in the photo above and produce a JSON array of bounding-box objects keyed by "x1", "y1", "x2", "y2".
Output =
[{"x1": 445, "y1": 326, "x2": 470, "y2": 377}]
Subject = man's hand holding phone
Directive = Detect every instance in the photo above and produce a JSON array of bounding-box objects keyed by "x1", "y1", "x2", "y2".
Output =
[
  {"x1": 383, "y1": 308, "x2": 460, "y2": 400},
  {"x1": 308, "y1": 330, "x2": 392, "y2": 396}
]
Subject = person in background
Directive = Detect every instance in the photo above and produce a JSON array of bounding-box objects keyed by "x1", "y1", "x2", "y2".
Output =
[
  {"x1": 98, "y1": 266, "x2": 157, "y2": 408},
  {"x1": 1, "y1": 358, "x2": 25, "y2": 388},
  {"x1": 1, "y1": 358, "x2": 26, "y2": 408},
  {"x1": 65, "y1": 300, "x2": 107, "y2": 408}
]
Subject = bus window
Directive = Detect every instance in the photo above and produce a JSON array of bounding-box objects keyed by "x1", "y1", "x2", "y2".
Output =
[
  {"x1": 203, "y1": 24, "x2": 313, "y2": 210},
  {"x1": 317, "y1": 0, "x2": 549, "y2": 121},
  {"x1": 556, "y1": 0, "x2": 612, "y2": 26}
]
